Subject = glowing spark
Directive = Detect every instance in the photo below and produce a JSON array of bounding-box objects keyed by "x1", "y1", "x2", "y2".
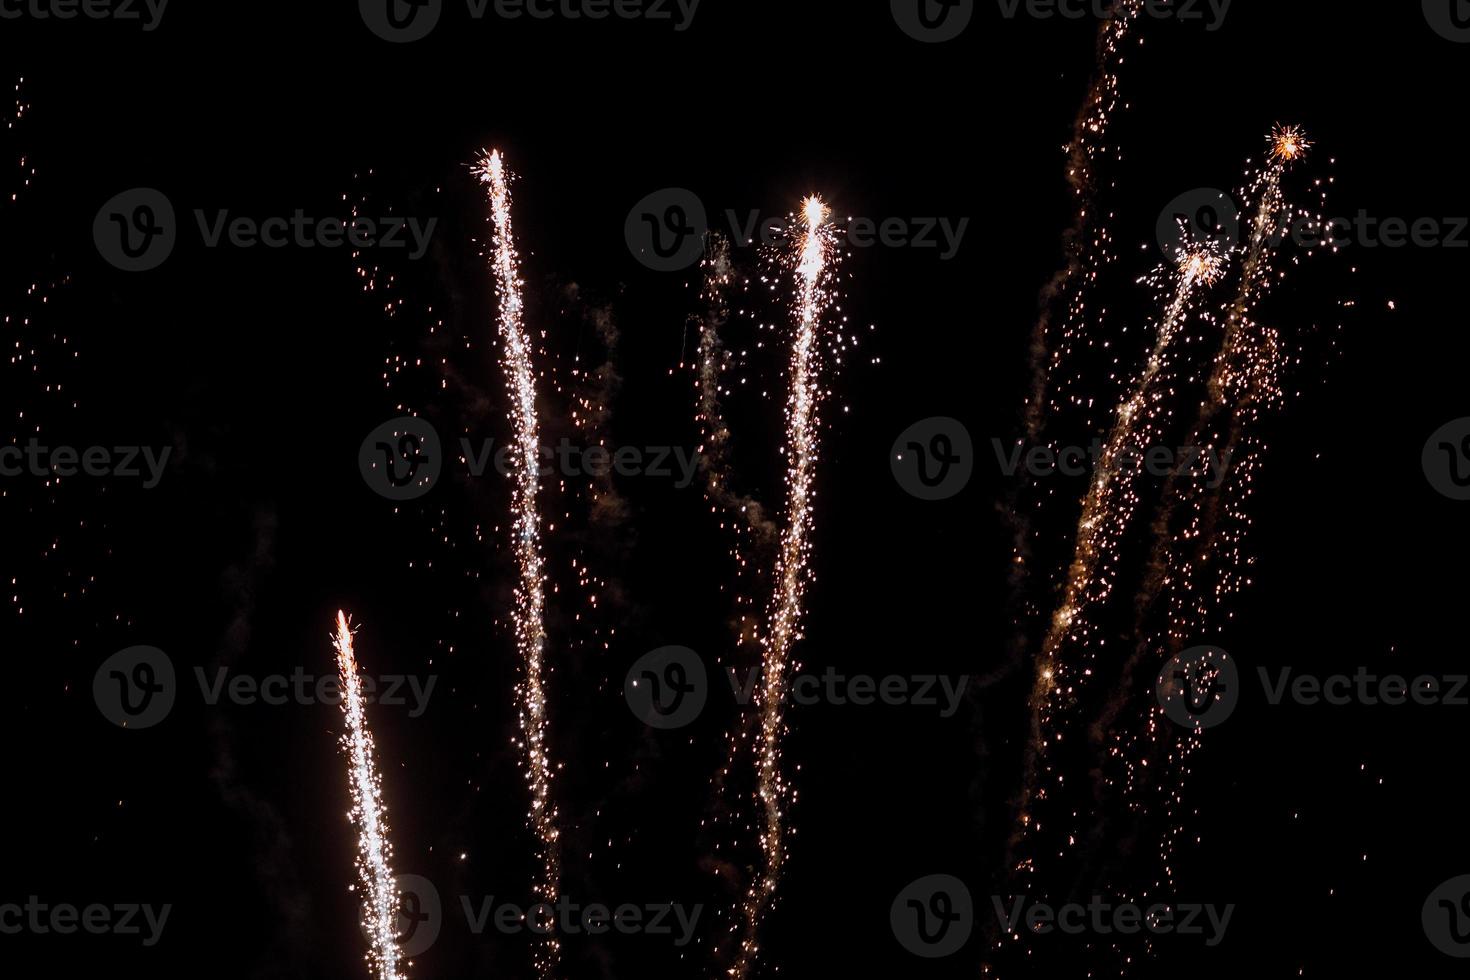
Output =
[
  {"x1": 733, "y1": 195, "x2": 837, "y2": 979},
  {"x1": 334, "y1": 611, "x2": 405, "y2": 980},
  {"x1": 1270, "y1": 123, "x2": 1311, "y2": 163},
  {"x1": 477, "y1": 149, "x2": 562, "y2": 978}
]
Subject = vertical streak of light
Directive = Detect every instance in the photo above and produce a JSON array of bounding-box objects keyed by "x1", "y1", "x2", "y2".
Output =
[
  {"x1": 732, "y1": 197, "x2": 834, "y2": 979},
  {"x1": 478, "y1": 149, "x2": 562, "y2": 978},
  {"x1": 335, "y1": 611, "x2": 405, "y2": 980}
]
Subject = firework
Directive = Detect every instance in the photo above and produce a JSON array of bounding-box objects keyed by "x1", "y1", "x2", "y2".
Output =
[
  {"x1": 1023, "y1": 242, "x2": 1224, "y2": 821},
  {"x1": 334, "y1": 611, "x2": 405, "y2": 980},
  {"x1": 477, "y1": 149, "x2": 562, "y2": 977},
  {"x1": 1110, "y1": 127, "x2": 1322, "y2": 888},
  {"x1": 730, "y1": 196, "x2": 837, "y2": 979}
]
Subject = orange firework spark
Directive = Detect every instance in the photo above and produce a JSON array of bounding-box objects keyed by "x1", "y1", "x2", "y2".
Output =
[
  {"x1": 334, "y1": 611, "x2": 405, "y2": 980},
  {"x1": 477, "y1": 149, "x2": 562, "y2": 978},
  {"x1": 1270, "y1": 123, "x2": 1311, "y2": 163}
]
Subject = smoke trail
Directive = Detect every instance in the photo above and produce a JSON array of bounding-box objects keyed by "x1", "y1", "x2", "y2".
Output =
[
  {"x1": 477, "y1": 150, "x2": 562, "y2": 978},
  {"x1": 334, "y1": 612, "x2": 405, "y2": 980},
  {"x1": 731, "y1": 198, "x2": 837, "y2": 980}
]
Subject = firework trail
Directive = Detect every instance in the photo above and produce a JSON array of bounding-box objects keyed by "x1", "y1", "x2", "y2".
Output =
[
  {"x1": 1017, "y1": 241, "x2": 1223, "y2": 852},
  {"x1": 1105, "y1": 126, "x2": 1320, "y2": 888},
  {"x1": 477, "y1": 149, "x2": 562, "y2": 977},
  {"x1": 334, "y1": 611, "x2": 405, "y2": 980},
  {"x1": 730, "y1": 197, "x2": 837, "y2": 980},
  {"x1": 1004, "y1": 0, "x2": 1144, "y2": 717},
  {"x1": 1023, "y1": 0, "x2": 1144, "y2": 443},
  {"x1": 694, "y1": 233, "x2": 777, "y2": 646}
]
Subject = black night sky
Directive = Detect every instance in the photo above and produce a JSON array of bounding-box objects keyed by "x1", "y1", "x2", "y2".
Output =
[{"x1": 3, "y1": 2, "x2": 1470, "y2": 978}]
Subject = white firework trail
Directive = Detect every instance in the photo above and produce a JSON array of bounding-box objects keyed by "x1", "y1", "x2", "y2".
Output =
[
  {"x1": 334, "y1": 611, "x2": 405, "y2": 980},
  {"x1": 476, "y1": 149, "x2": 562, "y2": 979},
  {"x1": 732, "y1": 196, "x2": 838, "y2": 979}
]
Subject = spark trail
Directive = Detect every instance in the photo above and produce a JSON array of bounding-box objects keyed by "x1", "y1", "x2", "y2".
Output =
[
  {"x1": 1023, "y1": 242, "x2": 1224, "y2": 836},
  {"x1": 1024, "y1": 0, "x2": 1145, "y2": 442},
  {"x1": 1108, "y1": 126, "x2": 1320, "y2": 889},
  {"x1": 732, "y1": 197, "x2": 837, "y2": 980},
  {"x1": 334, "y1": 611, "x2": 405, "y2": 980},
  {"x1": 477, "y1": 149, "x2": 562, "y2": 977}
]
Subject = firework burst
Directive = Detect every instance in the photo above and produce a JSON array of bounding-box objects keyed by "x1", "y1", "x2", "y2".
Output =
[{"x1": 334, "y1": 611, "x2": 405, "y2": 980}]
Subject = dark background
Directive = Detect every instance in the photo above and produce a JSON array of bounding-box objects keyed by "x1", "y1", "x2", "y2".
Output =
[{"x1": 1, "y1": 1, "x2": 1467, "y2": 977}]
